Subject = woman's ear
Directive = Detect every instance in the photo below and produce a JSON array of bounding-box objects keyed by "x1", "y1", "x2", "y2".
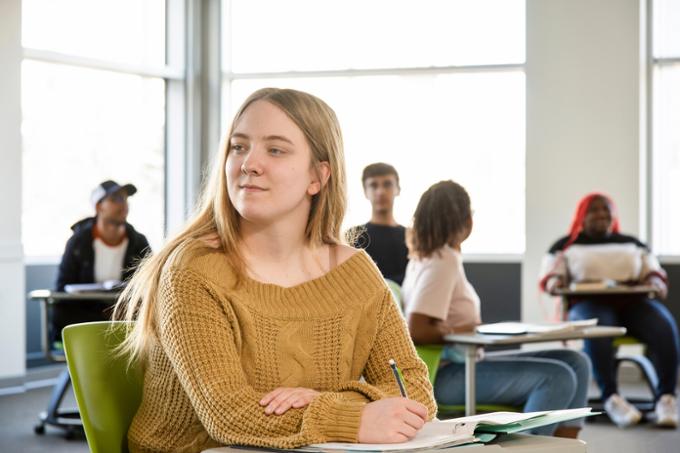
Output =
[{"x1": 307, "y1": 161, "x2": 331, "y2": 196}]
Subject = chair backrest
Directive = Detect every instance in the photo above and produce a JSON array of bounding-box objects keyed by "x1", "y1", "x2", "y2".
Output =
[
  {"x1": 415, "y1": 345, "x2": 444, "y2": 385},
  {"x1": 385, "y1": 278, "x2": 403, "y2": 310},
  {"x1": 63, "y1": 321, "x2": 142, "y2": 453}
]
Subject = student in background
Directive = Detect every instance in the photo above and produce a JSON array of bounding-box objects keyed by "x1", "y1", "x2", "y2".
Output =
[
  {"x1": 540, "y1": 192, "x2": 679, "y2": 429},
  {"x1": 403, "y1": 180, "x2": 591, "y2": 438},
  {"x1": 348, "y1": 163, "x2": 409, "y2": 284},
  {"x1": 53, "y1": 180, "x2": 150, "y2": 344},
  {"x1": 114, "y1": 88, "x2": 436, "y2": 453}
]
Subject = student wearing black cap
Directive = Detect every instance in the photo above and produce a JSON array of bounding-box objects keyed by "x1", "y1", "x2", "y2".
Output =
[{"x1": 52, "y1": 180, "x2": 151, "y2": 344}]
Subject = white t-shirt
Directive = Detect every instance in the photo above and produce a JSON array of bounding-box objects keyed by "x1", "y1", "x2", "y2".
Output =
[
  {"x1": 93, "y1": 237, "x2": 129, "y2": 283},
  {"x1": 402, "y1": 245, "x2": 481, "y2": 334}
]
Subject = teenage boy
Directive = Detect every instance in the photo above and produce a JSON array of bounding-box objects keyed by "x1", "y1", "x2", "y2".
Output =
[{"x1": 350, "y1": 163, "x2": 408, "y2": 285}]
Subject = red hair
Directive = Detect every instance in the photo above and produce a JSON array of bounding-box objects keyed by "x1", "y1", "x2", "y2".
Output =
[
  {"x1": 539, "y1": 192, "x2": 619, "y2": 293},
  {"x1": 564, "y1": 192, "x2": 620, "y2": 248}
]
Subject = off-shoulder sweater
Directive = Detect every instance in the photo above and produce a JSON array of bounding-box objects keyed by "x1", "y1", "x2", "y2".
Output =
[{"x1": 128, "y1": 249, "x2": 436, "y2": 453}]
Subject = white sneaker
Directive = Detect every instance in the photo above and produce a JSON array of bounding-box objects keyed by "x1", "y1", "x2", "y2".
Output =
[
  {"x1": 655, "y1": 394, "x2": 679, "y2": 428},
  {"x1": 604, "y1": 393, "x2": 642, "y2": 428}
]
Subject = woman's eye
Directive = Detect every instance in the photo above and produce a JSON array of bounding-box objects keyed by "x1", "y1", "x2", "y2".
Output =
[
  {"x1": 269, "y1": 148, "x2": 284, "y2": 155},
  {"x1": 231, "y1": 143, "x2": 246, "y2": 153}
]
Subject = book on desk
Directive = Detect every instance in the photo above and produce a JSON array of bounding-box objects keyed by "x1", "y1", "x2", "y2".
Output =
[{"x1": 230, "y1": 408, "x2": 596, "y2": 452}]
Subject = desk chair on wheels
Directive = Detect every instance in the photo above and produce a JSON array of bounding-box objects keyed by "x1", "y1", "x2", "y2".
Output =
[{"x1": 30, "y1": 290, "x2": 119, "y2": 438}]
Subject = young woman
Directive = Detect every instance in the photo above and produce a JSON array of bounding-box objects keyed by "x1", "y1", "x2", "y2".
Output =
[
  {"x1": 402, "y1": 180, "x2": 591, "y2": 438},
  {"x1": 540, "y1": 192, "x2": 679, "y2": 429},
  {"x1": 114, "y1": 88, "x2": 436, "y2": 453}
]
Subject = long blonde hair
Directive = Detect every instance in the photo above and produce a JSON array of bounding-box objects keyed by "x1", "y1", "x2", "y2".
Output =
[{"x1": 113, "y1": 88, "x2": 347, "y2": 363}]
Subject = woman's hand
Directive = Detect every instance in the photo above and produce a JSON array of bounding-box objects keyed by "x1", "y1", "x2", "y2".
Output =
[
  {"x1": 260, "y1": 387, "x2": 320, "y2": 415},
  {"x1": 645, "y1": 275, "x2": 668, "y2": 300},
  {"x1": 546, "y1": 276, "x2": 566, "y2": 295},
  {"x1": 357, "y1": 397, "x2": 428, "y2": 443}
]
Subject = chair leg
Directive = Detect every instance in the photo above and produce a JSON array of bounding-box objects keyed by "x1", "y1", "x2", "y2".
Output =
[
  {"x1": 615, "y1": 355, "x2": 658, "y2": 414},
  {"x1": 34, "y1": 368, "x2": 83, "y2": 437}
]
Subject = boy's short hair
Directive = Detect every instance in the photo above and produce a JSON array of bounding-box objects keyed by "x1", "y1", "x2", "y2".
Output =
[{"x1": 361, "y1": 163, "x2": 400, "y2": 188}]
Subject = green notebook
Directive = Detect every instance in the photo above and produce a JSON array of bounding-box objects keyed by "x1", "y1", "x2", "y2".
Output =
[{"x1": 449, "y1": 408, "x2": 598, "y2": 435}]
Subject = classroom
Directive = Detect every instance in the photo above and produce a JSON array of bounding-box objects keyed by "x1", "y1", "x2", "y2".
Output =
[{"x1": 1, "y1": 0, "x2": 679, "y2": 452}]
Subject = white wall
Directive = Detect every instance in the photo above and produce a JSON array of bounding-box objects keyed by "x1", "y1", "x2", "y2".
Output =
[
  {"x1": 0, "y1": 0, "x2": 26, "y2": 379},
  {"x1": 524, "y1": 0, "x2": 645, "y2": 321}
]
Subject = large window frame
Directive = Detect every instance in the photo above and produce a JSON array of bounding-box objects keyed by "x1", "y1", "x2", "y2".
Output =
[
  {"x1": 220, "y1": 0, "x2": 526, "y2": 261},
  {"x1": 20, "y1": 0, "x2": 201, "y2": 262},
  {"x1": 649, "y1": 0, "x2": 680, "y2": 262}
]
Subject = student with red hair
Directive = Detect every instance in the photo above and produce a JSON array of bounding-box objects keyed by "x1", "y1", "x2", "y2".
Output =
[{"x1": 540, "y1": 193, "x2": 679, "y2": 429}]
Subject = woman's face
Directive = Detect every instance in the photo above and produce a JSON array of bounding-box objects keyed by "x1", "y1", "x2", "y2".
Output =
[
  {"x1": 225, "y1": 100, "x2": 325, "y2": 228},
  {"x1": 582, "y1": 196, "x2": 613, "y2": 237}
]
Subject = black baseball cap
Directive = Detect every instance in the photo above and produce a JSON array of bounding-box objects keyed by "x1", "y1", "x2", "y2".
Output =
[{"x1": 91, "y1": 180, "x2": 137, "y2": 207}]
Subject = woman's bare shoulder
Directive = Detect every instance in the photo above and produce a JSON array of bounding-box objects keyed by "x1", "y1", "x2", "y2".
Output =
[{"x1": 335, "y1": 243, "x2": 361, "y2": 267}]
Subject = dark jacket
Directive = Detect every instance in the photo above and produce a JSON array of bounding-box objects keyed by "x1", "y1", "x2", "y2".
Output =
[{"x1": 55, "y1": 217, "x2": 151, "y2": 291}]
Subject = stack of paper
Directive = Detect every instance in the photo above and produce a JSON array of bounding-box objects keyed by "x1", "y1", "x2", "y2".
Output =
[
  {"x1": 63, "y1": 280, "x2": 122, "y2": 293},
  {"x1": 476, "y1": 318, "x2": 598, "y2": 336}
]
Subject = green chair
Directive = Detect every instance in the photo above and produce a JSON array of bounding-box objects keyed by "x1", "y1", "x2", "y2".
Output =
[
  {"x1": 62, "y1": 321, "x2": 142, "y2": 453},
  {"x1": 385, "y1": 279, "x2": 403, "y2": 311}
]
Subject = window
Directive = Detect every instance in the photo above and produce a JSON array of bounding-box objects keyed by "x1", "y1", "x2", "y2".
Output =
[
  {"x1": 222, "y1": 0, "x2": 526, "y2": 254},
  {"x1": 21, "y1": 0, "x2": 169, "y2": 257},
  {"x1": 652, "y1": 0, "x2": 680, "y2": 255}
]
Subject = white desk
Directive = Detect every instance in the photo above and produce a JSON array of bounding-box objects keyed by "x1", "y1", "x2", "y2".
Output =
[
  {"x1": 202, "y1": 434, "x2": 586, "y2": 452},
  {"x1": 29, "y1": 289, "x2": 120, "y2": 361},
  {"x1": 444, "y1": 326, "x2": 626, "y2": 416}
]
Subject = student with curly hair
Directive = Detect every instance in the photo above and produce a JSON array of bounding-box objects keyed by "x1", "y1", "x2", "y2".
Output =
[{"x1": 403, "y1": 180, "x2": 591, "y2": 438}]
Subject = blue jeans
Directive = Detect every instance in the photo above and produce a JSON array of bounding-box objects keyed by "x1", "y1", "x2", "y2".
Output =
[
  {"x1": 568, "y1": 298, "x2": 680, "y2": 401},
  {"x1": 434, "y1": 349, "x2": 591, "y2": 435}
]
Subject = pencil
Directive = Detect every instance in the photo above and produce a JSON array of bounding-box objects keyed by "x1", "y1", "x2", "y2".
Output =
[{"x1": 389, "y1": 358, "x2": 408, "y2": 398}]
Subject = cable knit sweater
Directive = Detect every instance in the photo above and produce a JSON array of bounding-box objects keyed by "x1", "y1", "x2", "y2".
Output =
[{"x1": 128, "y1": 249, "x2": 436, "y2": 453}]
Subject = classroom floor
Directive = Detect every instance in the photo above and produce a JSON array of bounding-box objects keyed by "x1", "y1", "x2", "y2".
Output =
[{"x1": 1, "y1": 368, "x2": 679, "y2": 453}]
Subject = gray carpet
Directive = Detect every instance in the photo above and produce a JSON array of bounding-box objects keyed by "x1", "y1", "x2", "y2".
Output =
[
  {"x1": 1, "y1": 370, "x2": 680, "y2": 453},
  {"x1": 0, "y1": 384, "x2": 88, "y2": 453}
]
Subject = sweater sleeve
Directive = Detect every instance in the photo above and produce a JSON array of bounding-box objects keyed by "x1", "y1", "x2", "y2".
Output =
[
  {"x1": 345, "y1": 288, "x2": 437, "y2": 420},
  {"x1": 539, "y1": 251, "x2": 569, "y2": 291},
  {"x1": 155, "y1": 267, "x2": 367, "y2": 448},
  {"x1": 639, "y1": 249, "x2": 667, "y2": 283}
]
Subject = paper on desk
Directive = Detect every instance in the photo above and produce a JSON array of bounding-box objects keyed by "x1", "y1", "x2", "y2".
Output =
[
  {"x1": 305, "y1": 419, "x2": 478, "y2": 451},
  {"x1": 64, "y1": 280, "x2": 122, "y2": 293},
  {"x1": 476, "y1": 319, "x2": 598, "y2": 335}
]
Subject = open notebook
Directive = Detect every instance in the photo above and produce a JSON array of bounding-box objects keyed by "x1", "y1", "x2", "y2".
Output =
[{"x1": 292, "y1": 408, "x2": 596, "y2": 452}]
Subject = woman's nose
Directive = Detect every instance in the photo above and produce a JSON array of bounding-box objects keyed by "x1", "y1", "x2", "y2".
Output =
[{"x1": 241, "y1": 148, "x2": 264, "y2": 175}]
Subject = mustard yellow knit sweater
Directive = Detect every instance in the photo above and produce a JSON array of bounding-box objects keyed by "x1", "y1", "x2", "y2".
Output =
[{"x1": 128, "y1": 249, "x2": 436, "y2": 453}]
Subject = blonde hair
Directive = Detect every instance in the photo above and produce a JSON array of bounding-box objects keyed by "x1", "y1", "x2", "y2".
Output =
[{"x1": 113, "y1": 88, "x2": 347, "y2": 363}]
